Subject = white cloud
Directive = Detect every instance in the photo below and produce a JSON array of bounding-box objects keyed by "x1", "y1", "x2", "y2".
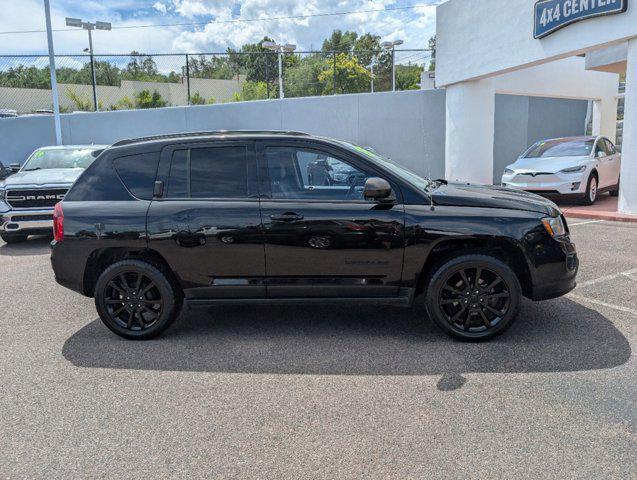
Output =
[
  {"x1": 0, "y1": 0, "x2": 438, "y2": 58},
  {"x1": 153, "y1": 2, "x2": 168, "y2": 14}
]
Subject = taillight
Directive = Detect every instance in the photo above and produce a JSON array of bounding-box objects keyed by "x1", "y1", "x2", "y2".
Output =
[{"x1": 53, "y1": 202, "x2": 64, "y2": 242}]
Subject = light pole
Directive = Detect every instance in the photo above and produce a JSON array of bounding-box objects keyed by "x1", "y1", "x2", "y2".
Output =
[
  {"x1": 65, "y1": 17, "x2": 111, "y2": 111},
  {"x1": 261, "y1": 41, "x2": 296, "y2": 99},
  {"x1": 381, "y1": 39, "x2": 403, "y2": 92},
  {"x1": 368, "y1": 57, "x2": 376, "y2": 93},
  {"x1": 44, "y1": 0, "x2": 61, "y2": 145}
]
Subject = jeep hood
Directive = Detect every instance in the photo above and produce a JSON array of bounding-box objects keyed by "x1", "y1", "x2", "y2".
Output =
[
  {"x1": 0, "y1": 168, "x2": 84, "y2": 188},
  {"x1": 432, "y1": 183, "x2": 560, "y2": 216}
]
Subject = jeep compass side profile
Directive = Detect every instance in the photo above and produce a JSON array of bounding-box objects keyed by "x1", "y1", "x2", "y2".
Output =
[{"x1": 50, "y1": 131, "x2": 578, "y2": 341}]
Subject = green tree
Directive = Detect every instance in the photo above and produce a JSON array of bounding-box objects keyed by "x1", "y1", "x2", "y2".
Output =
[
  {"x1": 284, "y1": 53, "x2": 326, "y2": 98},
  {"x1": 134, "y1": 89, "x2": 167, "y2": 108},
  {"x1": 396, "y1": 64, "x2": 424, "y2": 90},
  {"x1": 318, "y1": 53, "x2": 371, "y2": 94},
  {"x1": 353, "y1": 33, "x2": 381, "y2": 67},
  {"x1": 190, "y1": 91, "x2": 207, "y2": 105},
  {"x1": 188, "y1": 55, "x2": 234, "y2": 80},
  {"x1": 65, "y1": 88, "x2": 101, "y2": 111},
  {"x1": 322, "y1": 30, "x2": 358, "y2": 52},
  {"x1": 232, "y1": 81, "x2": 269, "y2": 101}
]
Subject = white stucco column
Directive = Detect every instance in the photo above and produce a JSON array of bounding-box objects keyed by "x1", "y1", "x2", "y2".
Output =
[
  {"x1": 445, "y1": 79, "x2": 495, "y2": 184},
  {"x1": 618, "y1": 38, "x2": 637, "y2": 215}
]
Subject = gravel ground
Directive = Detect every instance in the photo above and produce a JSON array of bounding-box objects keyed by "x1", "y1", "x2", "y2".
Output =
[{"x1": 0, "y1": 218, "x2": 635, "y2": 479}]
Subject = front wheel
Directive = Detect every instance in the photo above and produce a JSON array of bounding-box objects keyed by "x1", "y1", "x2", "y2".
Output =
[
  {"x1": 94, "y1": 259, "x2": 181, "y2": 340},
  {"x1": 424, "y1": 254, "x2": 521, "y2": 341},
  {"x1": 581, "y1": 174, "x2": 598, "y2": 205}
]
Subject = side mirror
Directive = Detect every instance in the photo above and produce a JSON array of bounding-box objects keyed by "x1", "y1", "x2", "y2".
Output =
[
  {"x1": 596, "y1": 151, "x2": 605, "y2": 158},
  {"x1": 9, "y1": 163, "x2": 20, "y2": 172},
  {"x1": 364, "y1": 177, "x2": 393, "y2": 202}
]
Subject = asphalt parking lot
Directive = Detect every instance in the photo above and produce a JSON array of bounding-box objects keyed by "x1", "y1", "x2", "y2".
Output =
[{"x1": 0, "y1": 218, "x2": 635, "y2": 479}]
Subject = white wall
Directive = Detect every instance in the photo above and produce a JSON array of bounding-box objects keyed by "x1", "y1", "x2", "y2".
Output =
[
  {"x1": 444, "y1": 57, "x2": 618, "y2": 183},
  {"x1": 436, "y1": 0, "x2": 637, "y2": 87},
  {"x1": 0, "y1": 90, "x2": 448, "y2": 179},
  {"x1": 0, "y1": 89, "x2": 589, "y2": 186}
]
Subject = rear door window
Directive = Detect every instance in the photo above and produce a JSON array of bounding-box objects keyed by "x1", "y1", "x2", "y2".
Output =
[
  {"x1": 163, "y1": 144, "x2": 254, "y2": 199},
  {"x1": 190, "y1": 146, "x2": 248, "y2": 198},
  {"x1": 113, "y1": 152, "x2": 160, "y2": 200}
]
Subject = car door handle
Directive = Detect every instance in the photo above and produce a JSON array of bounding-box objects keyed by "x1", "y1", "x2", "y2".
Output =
[{"x1": 270, "y1": 213, "x2": 304, "y2": 222}]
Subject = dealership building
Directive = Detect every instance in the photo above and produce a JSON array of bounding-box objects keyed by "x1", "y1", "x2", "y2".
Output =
[{"x1": 437, "y1": 0, "x2": 636, "y2": 214}]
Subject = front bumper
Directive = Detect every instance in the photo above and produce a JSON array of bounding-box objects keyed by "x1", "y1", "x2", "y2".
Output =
[
  {"x1": 528, "y1": 235, "x2": 579, "y2": 301},
  {"x1": 501, "y1": 171, "x2": 587, "y2": 195},
  {"x1": 0, "y1": 208, "x2": 54, "y2": 234}
]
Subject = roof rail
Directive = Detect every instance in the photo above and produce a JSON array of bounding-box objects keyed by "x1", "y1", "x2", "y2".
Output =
[{"x1": 110, "y1": 130, "x2": 310, "y2": 147}]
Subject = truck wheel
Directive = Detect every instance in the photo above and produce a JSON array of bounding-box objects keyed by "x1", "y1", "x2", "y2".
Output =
[
  {"x1": 94, "y1": 259, "x2": 181, "y2": 340},
  {"x1": 424, "y1": 254, "x2": 521, "y2": 341},
  {"x1": 581, "y1": 174, "x2": 598, "y2": 205},
  {"x1": 0, "y1": 233, "x2": 28, "y2": 244}
]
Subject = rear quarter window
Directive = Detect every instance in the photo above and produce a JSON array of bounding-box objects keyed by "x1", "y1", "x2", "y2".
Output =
[{"x1": 113, "y1": 152, "x2": 160, "y2": 200}]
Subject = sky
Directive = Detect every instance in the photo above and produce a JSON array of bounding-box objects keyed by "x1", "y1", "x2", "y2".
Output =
[{"x1": 0, "y1": 0, "x2": 438, "y2": 57}]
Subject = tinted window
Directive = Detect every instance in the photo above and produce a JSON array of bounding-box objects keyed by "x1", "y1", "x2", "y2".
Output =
[
  {"x1": 265, "y1": 146, "x2": 375, "y2": 201},
  {"x1": 113, "y1": 152, "x2": 160, "y2": 200},
  {"x1": 190, "y1": 146, "x2": 248, "y2": 198},
  {"x1": 523, "y1": 139, "x2": 594, "y2": 158},
  {"x1": 604, "y1": 139, "x2": 616, "y2": 154},
  {"x1": 167, "y1": 149, "x2": 188, "y2": 198}
]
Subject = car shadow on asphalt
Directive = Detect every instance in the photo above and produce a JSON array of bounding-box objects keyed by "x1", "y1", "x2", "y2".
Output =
[
  {"x1": 62, "y1": 297, "x2": 631, "y2": 382},
  {"x1": 0, "y1": 236, "x2": 51, "y2": 256}
]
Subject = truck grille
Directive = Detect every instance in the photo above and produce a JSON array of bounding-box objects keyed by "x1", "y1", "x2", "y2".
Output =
[{"x1": 5, "y1": 188, "x2": 68, "y2": 209}]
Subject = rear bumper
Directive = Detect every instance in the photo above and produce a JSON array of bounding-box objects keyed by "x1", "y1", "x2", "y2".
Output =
[{"x1": 0, "y1": 208, "x2": 54, "y2": 234}]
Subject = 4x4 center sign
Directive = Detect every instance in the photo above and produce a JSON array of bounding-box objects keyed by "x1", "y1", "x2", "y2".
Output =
[{"x1": 534, "y1": 0, "x2": 628, "y2": 39}]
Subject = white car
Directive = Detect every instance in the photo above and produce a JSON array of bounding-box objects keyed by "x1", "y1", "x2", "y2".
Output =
[{"x1": 501, "y1": 136, "x2": 621, "y2": 205}]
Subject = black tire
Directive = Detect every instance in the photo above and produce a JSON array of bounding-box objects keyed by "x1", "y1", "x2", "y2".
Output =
[
  {"x1": 424, "y1": 254, "x2": 521, "y2": 341},
  {"x1": 94, "y1": 259, "x2": 181, "y2": 340},
  {"x1": 0, "y1": 232, "x2": 28, "y2": 244},
  {"x1": 581, "y1": 174, "x2": 598, "y2": 205}
]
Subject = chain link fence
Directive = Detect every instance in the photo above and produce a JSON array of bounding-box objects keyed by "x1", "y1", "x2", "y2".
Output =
[{"x1": 0, "y1": 50, "x2": 432, "y2": 115}]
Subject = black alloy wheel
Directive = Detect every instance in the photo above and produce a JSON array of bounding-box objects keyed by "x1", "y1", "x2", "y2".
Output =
[
  {"x1": 95, "y1": 260, "x2": 180, "y2": 340},
  {"x1": 425, "y1": 254, "x2": 521, "y2": 341}
]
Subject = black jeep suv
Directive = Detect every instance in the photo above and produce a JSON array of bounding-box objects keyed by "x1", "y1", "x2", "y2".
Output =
[{"x1": 50, "y1": 131, "x2": 578, "y2": 341}]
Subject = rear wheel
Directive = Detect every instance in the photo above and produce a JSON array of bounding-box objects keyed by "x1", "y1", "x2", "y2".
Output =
[
  {"x1": 94, "y1": 260, "x2": 181, "y2": 340},
  {"x1": 581, "y1": 174, "x2": 598, "y2": 205},
  {"x1": 0, "y1": 233, "x2": 28, "y2": 244},
  {"x1": 424, "y1": 254, "x2": 521, "y2": 341}
]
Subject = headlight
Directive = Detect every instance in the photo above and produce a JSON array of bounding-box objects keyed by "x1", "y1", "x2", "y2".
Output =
[
  {"x1": 560, "y1": 165, "x2": 586, "y2": 173},
  {"x1": 504, "y1": 168, "x2": 514, "y2": 175},
  {"x1": 542, "y1": 216, "x2": 566, "y2": 238}
]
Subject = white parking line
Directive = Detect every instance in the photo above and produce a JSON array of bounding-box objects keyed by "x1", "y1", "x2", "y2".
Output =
[
  {"x1": 568, "y1": 294, "x2": 637, "y2": 316},
  {"x1": 568, "y1": 220, "x2": 605, "y2": 226},
  {"x1": 576, "y1": 269, "x2": 637, "y2": 288}
]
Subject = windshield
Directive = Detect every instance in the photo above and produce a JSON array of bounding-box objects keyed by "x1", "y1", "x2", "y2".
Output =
[
  {"x1": 339, "y1": 141, "x2": 433, "y2": 192},
  {"x1": 523, "y1": 139, "x2": 594, "y2": 158},
  {"x1": 22, "y1": 148, "x2": 99, "y2": 171}
]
